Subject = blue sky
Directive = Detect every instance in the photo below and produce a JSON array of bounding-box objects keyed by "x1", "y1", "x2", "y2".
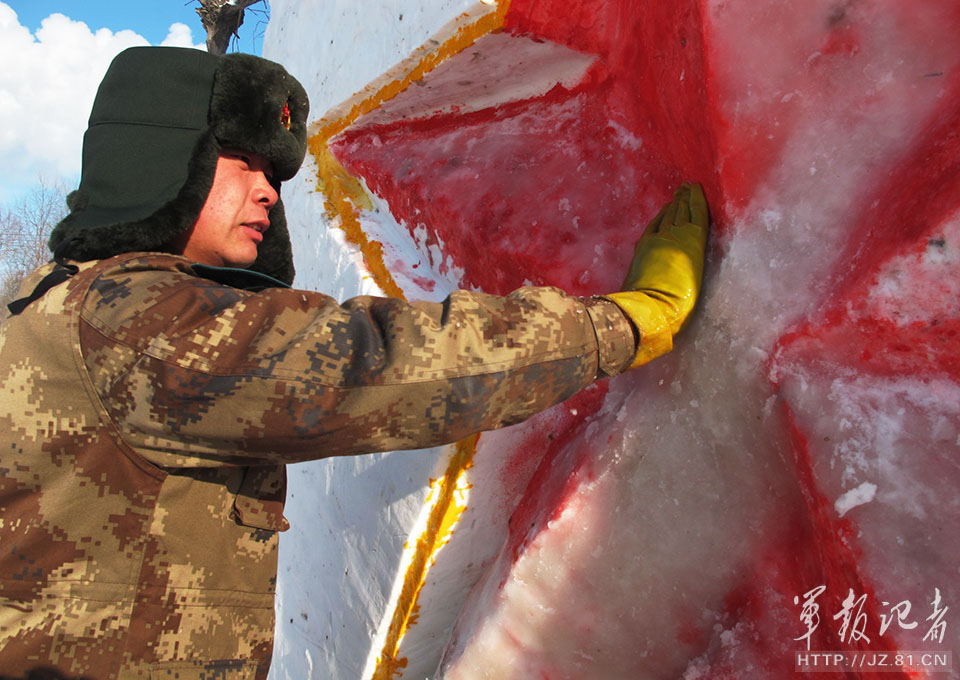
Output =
[
  {"x1": 0, "y1": 1, "x2": 268, "y2": 203},
  {"x1": 6, "y1": 1, "x2": 267, "y2": 54}
]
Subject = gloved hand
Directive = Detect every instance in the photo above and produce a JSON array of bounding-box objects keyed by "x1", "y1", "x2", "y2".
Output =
[{"x1": 604, "y1": 182, "x2": 709, "y2": 368}]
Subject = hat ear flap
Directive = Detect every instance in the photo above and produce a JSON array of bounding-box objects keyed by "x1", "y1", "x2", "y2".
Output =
[
  {"x1": 49, "y1": 130, "x2": 220, "y2": 261},
  {"x1": 249, "y1": 198, "x2": 295, "y2": 285}
]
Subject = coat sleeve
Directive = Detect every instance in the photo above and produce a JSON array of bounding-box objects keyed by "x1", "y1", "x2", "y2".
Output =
[{"x1": 79, "y1": 260, "x2": 636, "y2": 467}]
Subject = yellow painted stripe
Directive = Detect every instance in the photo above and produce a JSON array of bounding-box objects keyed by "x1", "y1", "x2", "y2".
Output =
[
  {"x1": 312, "y1": 144, "x2": 403, "y2": 299},
  {"x1": 371, "y1": 434, "x2": 477, "y2": 680},
  {"x1": 307, "y1": 3, "x2": 513, "y2": 677}
]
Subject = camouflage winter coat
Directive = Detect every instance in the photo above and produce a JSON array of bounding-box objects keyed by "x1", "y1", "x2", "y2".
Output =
[{"x1": 0, "y1": 252, "x2": 636, "y2": 679}]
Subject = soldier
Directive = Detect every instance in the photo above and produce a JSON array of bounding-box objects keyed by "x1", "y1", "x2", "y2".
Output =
[{"x1": 0, "y1": 47, "x2": 708, "y2": 679}]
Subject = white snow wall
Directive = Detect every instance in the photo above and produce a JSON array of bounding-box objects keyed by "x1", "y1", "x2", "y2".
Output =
[{"x1": 264, "y1": 2, "x2": 479, "y2": 678}]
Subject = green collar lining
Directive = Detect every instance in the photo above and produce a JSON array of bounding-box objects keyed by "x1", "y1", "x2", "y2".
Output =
[{"x1": 191, "y1": 263, "x2": 291, "y2": 291}]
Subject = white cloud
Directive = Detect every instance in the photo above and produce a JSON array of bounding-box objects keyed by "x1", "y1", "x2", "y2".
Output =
[
  {"x1": 161, "y1": 22, "x2": 206, "y2": 49},
  {"x1": 0, "y1": 3, "x2": 206, "y2": 202}
]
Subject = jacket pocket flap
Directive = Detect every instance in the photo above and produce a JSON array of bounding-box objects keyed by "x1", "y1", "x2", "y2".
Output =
[{"x1": 231, "y1": 465, "x2": 290, "y2": 532}]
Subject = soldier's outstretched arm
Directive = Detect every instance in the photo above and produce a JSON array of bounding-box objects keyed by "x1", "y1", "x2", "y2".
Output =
[{"x1": 79, "y1": 256, "x2": 636, "y2": 467}]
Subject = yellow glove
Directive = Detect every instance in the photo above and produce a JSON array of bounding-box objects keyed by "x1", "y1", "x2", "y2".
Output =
[{"x1": 605, "y1": 182, "x2": 709, "y2": 368}]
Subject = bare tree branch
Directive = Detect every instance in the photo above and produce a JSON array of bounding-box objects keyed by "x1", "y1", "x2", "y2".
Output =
[{"x1": 195, "y1": 0, "x2": 268, "y2": 55}]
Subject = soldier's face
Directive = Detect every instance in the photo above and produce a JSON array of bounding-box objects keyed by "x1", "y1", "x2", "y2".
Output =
[{"x1": 178, "y1": 149, "x2": 278, "y2": 268}]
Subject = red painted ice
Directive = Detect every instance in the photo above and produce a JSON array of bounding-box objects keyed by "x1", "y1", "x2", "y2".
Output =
[{"x1": 327, "y1": 0, "x2": 960, "y2": 677}]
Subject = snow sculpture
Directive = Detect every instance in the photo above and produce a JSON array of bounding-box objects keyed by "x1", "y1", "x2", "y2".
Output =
[{"x1": 270, "y1": 0, "x2": 960, "y2": 677}]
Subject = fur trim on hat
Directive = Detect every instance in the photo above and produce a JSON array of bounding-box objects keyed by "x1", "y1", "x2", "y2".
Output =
[
  {"x1": 211, "y1": 54, "x2": 308, "y2": 182},
  {"x1": 50, "y1": 130, "x2": 219, "y2": 264}
]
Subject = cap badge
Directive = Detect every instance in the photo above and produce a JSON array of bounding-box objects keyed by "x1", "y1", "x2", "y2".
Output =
[{"x1": 281, "y1": 101, "x2": 291, "y2": 131}]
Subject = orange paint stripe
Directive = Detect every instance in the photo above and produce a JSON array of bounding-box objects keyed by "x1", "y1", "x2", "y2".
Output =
[{"x1": 308, "y1": 0, "x2": 512, "y2": 305}]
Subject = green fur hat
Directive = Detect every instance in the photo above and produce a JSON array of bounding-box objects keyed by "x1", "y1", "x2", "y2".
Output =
[{"x1": 48, "y1": 46, "x2": 309, "y2": 285}]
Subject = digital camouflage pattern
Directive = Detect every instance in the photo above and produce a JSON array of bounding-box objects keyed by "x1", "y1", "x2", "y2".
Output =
[{"x1": 0, "y1": 252, "x2": 636, "y2": 679}]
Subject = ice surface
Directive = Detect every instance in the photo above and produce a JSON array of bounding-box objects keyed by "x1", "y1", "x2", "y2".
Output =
[
  {"x1": 267, "y1": 0, "x2": 960, "y2": 678},
  {"x1": 264, "y1": 3, "x2": 482, "y2": 679},
  {"x1": 348, "y1": 32, "x2": 597, "y2": 130}
]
